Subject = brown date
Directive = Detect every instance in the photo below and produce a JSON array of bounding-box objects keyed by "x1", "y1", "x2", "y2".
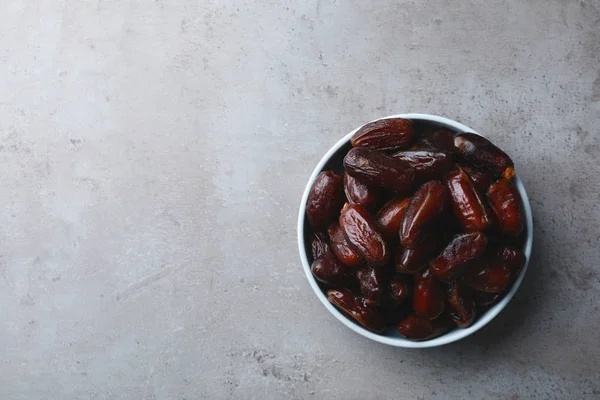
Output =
[
  {"x1": 390, "y1": 151, "x2": 453, "y2": 183},
  {"x1": 473, "y1": 291, "x2": 500, "y2": 307},
  {"x1": 311, "y1": 232, "x2": 331, "y2": 261},
  {"x1": 351, "y1": 118, "x2": 414, "y2": 150},
  {"x1": 397, "y1": 313, "x2": 452, "y2": 340},
  {"x1": 339, "y1": 204, "x2": 389, "y2": 266},
  {"x1": 344, "y1": 173, "x2": 379, "y2": 209},
  {"x1": 430, "y1": 232, "x2": 488, "y2": 281},
  {"x1": 464, "y1": 257, "x2": 511, "y2": 293},
  {"x1": 388, "y1": 275, "x2": 412, "y2": 308},
  {"x1": 328, "y1": 222, "x2": 364, "y2": 267},
  {"x1": 357, "y1": 266, "x2": 386, "y2": 304},
  {"x1": 343, "y1": 148, "x2": 415, "y2": 192},
  {"x1": 462, "y1": 166, "x2": 493, "y2": 194},
  {"x1": 444, "y1": 166, "x2": 493, "y2": 232},
  {"x1": 413, "y1": 269, "x2": 445, "y2": 319},
  {"x1": 415, "y1": 128, "x2": 456, "y2": 153},
  {"x1": 487, "y1": 179, "x2": 524, "y2": 237},
  {"x1": 375, "y1": 196, "x2": 411, "y2": 243},
  {"x1": 306, "y1": 170, "x2": 345, "y2": 230},
  {"x1": 453, "y1": 133, "x2": 515, "y2": 179},
  {"x1": 447, "y1": 282, "x2": 476, "y2": 328},
  {"x1": 495, "y1": 244, "x2": 526, "y2": 274},
  {"x1": 310, "y1": 254, "x2": 354, "y2": 286},
  {"x1": 400, "y1": 180, "x2": 449, "y2": 249},
  {"x1": 327, "y1": 288, "x2": 385, "y2": 333},
  {"x1": 395, "y1": 232, "x2": 440, "y2": 274}
]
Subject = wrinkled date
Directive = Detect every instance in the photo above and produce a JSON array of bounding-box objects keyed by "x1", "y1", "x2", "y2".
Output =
[
  {"x1": 445, "y1": 166, "x2": 493, "y2": 232},
  {"x1": 430, "y1": 232, "x2": 488, "y2": 281},
  {"x1": 397, "y1": 313, "x2": 452, "y2": 340},
  {"x1": 453, "y1": 133, "x2": 515, "y2": 179},
  {"x1": 390, "y1": 151, "x2": 453, "y2": 183},
  {"x1": 344, "y1": 173, "x2": 379, "y2": 209},
  {"x1": 487, "y1": 179, "x2": 524, "y2": 237},
  {"x1": 351, "y1": 118, "x2": 414, "y2": 150},
  {"x1": 339, "y1": 204, "x2": 389, "y2": 266},
  {"x1": 327, "y1": 288, "x2": 385, "y2": 333},
  {"x1": 447, "y1": 282, "x2": 476, "y2": 328},
  {"x1": 357, "y1": 266, "x2": 386, "y2": 304},
  {"x1": 328, "y1": 222, "x2": 364, "y2": 267},
  {"x1": 400, "y1": 180, "x2": 449, "y2": 248},
  {"x1": 343, "y1": 148, "x2": 415, "y2": 192},
  {"x1": 311, "y1": 254, "x2": 355, "y2": 286},
  {"x1": 413, "y1": 270, "x2": 445, "y2": 319},
  {"x1": 376, "y1": 196, "x2": 411, "y2": 243},
  {"x1": 307, "y1": 171, "x2": 345, "y2": 230},
  {"x1": 311, "y1": 232, "x2": 331, "y2": 261},
  {"x1": 306, "y1": 119, "x2": 527, "y2": 341}
]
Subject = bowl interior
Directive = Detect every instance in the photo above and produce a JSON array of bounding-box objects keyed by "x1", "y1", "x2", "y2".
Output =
[{"x1": 298, "y1": 114, "x2": 533, "y2": 348}]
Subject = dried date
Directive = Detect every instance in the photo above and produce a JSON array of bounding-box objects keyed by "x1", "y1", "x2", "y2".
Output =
[
  {"x1": 339, "y1": 204, "x2": 389, "y2": 266},
  {"x1": 453, "y1": 133, "x2": 515, "y2": 179},
  {"x1": 400, "y1": 181, "x2": 449, "y2": 248},
  {"x1": 444, "y1": 166, "x2": 493, "y2": 232},
  {"x1": 351, "y1": 118, "x2": 414, "y2": 150},
  {"x1": 344, "y1": 148, "x2": 415, "y2": 192},
  {"x1": 430, "y1": 232, "x2": 488, "y2": 281},
  {"x1": 307, "y1": 171, "x2": 345, "y2": 230}
]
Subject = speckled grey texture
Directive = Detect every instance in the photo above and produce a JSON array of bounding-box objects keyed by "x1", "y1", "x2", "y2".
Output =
[{"x1": 0, "y1": 1, "x2": 599, "y2": 399}]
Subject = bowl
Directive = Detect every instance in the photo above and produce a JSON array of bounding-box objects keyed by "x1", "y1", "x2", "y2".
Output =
[{"x1": 297, "y1": 113, "x2": 533, "y2": 348}]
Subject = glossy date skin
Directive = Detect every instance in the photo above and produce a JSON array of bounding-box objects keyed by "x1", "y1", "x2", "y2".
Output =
[
  {"x1": 487, "y1": 179, "x2": 524, "y2": 237},
  {"x1": 464, "y1": 256, "x2": 512, "y2": 293},
  {"x1": 344, "y1": 173, "x2": 379, "y2": 209},
  {"x1": 375, "y1": 196, "x2": 411, "y2": 243},
  {"x1": 413, "y1": 269, "x2": 445, "y2": 319},
  {"x1": 311, "y1": 254, "x2": 355, "y2": 286},
  {"x1": 306, "y1": 171, "x2": 345, "y2": 230},
  {"x1": 328, "y1": 222, "x2": 364, "y2": 267},
  {"x1": 447, "y1": 282, "x2": 476, "y2": 328},
  {"x1": 495, "y1": 244, "x2": 526, "y2": 274},
  {"x1": 351, "y1": 118, "x2": 414, "y2": 150},
  {"x1": 390, "y1": 151, "x2": 453, "y2": 183},
  {"x1": 400, "y1": 181, "x2": 449, "y2": 248},
  {"x1": 327, "y1": 288, "x2": 385, "y2": 333},
  {"x1": 462, "y1": 166, "x2": 493, "y2": 194},
  {"x1": 444, "y1": 166, "x2": 493, "y2": 232},
  {"x1": 339, "y1": 204, "x2": 389, "y2": 266},
  {"x1": 453, "y1": 133, "x2": 515, "y2": 179},
  {"x1": 430, "y1": 232, "x2": 488, "y2": 281},
  {"x1": 395, "y1": 232, "x2": 440, "y2": 274},
  {"x1": 397, "y1": 313, "x2": 452, "y2": 340},
  {"x1": 343, "y1": 148, "x2": 415, "y2": 192}
]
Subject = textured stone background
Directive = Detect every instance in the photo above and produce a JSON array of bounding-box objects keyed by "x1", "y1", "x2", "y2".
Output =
[{"x1": 1, "y1": 0, "x2": 599, "y2": 399}]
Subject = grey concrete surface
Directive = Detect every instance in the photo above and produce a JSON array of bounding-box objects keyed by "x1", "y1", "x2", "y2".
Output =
[{"x1": 1, "y1": 0, "x2": 599, "y2": 399}]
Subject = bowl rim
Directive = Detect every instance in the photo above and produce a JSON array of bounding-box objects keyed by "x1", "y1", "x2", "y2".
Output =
[{"x1": 297, "y1": 113, "x2": 533, "y2": 348}]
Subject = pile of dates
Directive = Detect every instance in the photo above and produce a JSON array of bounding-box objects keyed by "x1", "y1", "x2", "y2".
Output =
[{"x1": 306, "y1": 118, "x2": 526, "y2": 341}]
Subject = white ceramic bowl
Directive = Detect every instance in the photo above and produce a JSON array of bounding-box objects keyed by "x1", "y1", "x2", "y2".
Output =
[{"x1": 297, "y1": 113, "x2": 533, "y2": 348}]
